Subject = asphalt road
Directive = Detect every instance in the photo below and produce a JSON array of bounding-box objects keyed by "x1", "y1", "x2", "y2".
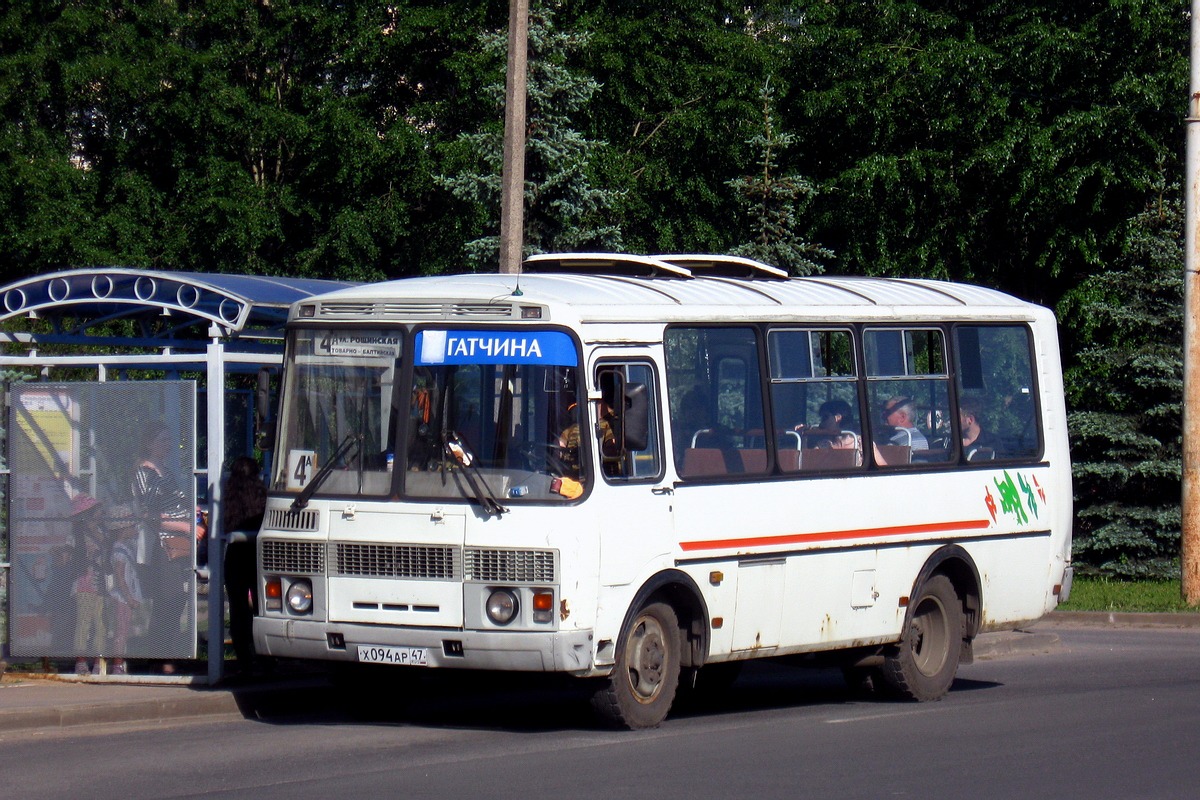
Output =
[{"x1": 3, "y1": 623, "x2": 1198, "y2": 800}]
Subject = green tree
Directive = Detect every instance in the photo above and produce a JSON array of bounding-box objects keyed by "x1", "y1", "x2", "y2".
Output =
[
  {"x1": 727, "y1": 80, "x2": 831, "y2": 275},
  {"x1": 0, "y1": 0, "x2": 478, "y2": 281},
  {"x1": 438, "y1": 0, "x2": 621, "y2": 270},
  {"x1": 573, "y1": 1, "x2": 783, "y2": 255},
  {"x1": 1059, "y1": 186, "x2": 1183, "y2": 578},
  {"x1": 782, "y1": 0, "x2": 1186, "y2": 303}
]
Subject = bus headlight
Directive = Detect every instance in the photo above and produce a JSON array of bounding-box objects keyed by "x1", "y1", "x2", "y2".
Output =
[
  {"x1": 485, "y1": 589, "x2": 518, "y2": 625},
  {"x1": 286, "y1": 579, "x2": 314, "y2": 614}
]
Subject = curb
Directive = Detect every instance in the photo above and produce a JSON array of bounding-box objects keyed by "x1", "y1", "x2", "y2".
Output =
[
  {"x1": 0, "y1": 691, "x2": 244, "y2": 733},
  {"x1": 0, "y1": 676, "x2": 330, "y2": 735},
  {"x1": 1047, "y1": 610, "x2": 1200, "y2": 628},
  {"x1": 972, "y1": 629, "x2": 1060, "y2": 660}
]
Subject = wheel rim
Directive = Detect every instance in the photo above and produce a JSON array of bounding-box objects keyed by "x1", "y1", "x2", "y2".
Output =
[
  {"x1": 909, "y1": 594, "x2": 950, "y2": 677},
  {"x1": 625, "y1": 613, "x2": 668, "y2": 704}
]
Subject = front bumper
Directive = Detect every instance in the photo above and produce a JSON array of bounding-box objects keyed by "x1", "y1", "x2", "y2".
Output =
[{"x1": 254, "y1": 617, "x2": 599, "y2": 675}]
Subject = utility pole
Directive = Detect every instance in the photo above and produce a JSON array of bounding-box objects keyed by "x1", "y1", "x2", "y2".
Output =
[
  {"x1": 498, "y1": 0, "x2": 529, "y2": 275},
  {"x1": 1183, "y1": 0, "x2": 1200, "y2": 604}
]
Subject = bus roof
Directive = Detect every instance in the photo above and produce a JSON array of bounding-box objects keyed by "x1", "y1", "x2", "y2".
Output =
[{"x1": 292, "y1": 253, "x2": 1047, "y2": 326}]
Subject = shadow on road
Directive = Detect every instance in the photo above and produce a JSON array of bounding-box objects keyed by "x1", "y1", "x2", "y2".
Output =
[{"x1": 235, "y1": 658, "x2": 1003, "y2": 733}]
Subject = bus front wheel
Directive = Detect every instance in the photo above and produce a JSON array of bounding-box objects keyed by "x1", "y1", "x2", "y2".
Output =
[
  {"x1": 592, "y1": 602, "x2": 682, "y2": 729},
  {"x1": 881, "y1": 575, "x2": 963, "y2": 701}
]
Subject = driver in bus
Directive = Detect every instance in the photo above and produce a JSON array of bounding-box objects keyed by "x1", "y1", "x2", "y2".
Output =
[{"x1": 559, "y1": 389, "x2": 620, "y2": 478}]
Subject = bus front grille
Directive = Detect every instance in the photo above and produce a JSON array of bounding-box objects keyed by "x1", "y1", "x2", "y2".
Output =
[
  {"x1": 334, "y1": 542, "x2": 460, "y2": 580},
  {"x1": 464, "y1": 547, "x2": 558, "y2": 583},
  {"x1": 261, "y1": 539, "x2": 325, "y2": 575}
]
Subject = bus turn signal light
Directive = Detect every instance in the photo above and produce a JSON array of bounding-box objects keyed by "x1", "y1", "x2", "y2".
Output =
[
  {"x1": 265, "y1": 577, "x2": 283, "y2": 611},
  {"x1": 532, "y1": 590, "x2": 554, "y2": 623}
]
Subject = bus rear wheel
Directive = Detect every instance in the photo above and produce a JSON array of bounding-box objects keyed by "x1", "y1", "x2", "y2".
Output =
[
  {"x1": 591, "y1": 601, "x2": 681, "y2": 729},
  {"x1": 881, "y1": 575, "x2": 963, "y2": 701}
]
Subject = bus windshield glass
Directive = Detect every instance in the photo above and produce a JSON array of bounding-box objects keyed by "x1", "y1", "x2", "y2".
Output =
[
  {"x1": 404, "y1": 329, "x2": 584, "y2": 504},
  {"x1": 273, "y1": 327, "x2": 588, "y2": 504},
  {"x1": 273, "y1": 329, "x2": 403, "y2": 498}
]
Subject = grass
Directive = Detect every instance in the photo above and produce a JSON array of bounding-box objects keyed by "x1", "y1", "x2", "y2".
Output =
[{"x1": 1058, "y1": 576, "x2": 1200, "y2": 613}]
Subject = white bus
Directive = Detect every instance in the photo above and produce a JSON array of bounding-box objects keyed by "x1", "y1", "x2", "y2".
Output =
[{"x1": 253, "y1": 253, "x2": 1072, "y2": 729}]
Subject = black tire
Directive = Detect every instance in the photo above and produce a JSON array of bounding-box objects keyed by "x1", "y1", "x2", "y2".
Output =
[
  {"x1": 591, "y1": 602, "x2": 682, "y2": 729},
  {"x1": 881, "y1": 574, "x2": 963, "y2": 701}
]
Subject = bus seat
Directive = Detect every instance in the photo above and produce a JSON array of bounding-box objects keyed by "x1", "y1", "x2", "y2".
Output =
[
  {"x1": 779, "y1": 430, "x2": 802, "y2": 449},
  {"x1": 738, "y1": 449, "x2": 768, "y2": 474},
  {"x1": 683, "y1": 448, "x2": 728, "y2": 477},
  {"x1": 777, "y1": 449, "x2": 801, "y2": 472},
  {"x1": 875, "y1": 444, "x2": 911, "y2": 465},
  {"x1": 967, "y1": 446, "x2": 995, "y2": 462},
  {"x1": 801, "y1": 448, "x2": 858, "y2": 471}
]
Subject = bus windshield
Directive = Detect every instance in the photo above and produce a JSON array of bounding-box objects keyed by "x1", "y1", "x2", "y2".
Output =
[{"x1": 272, "y1": 327, "x2": 587, "y2": 504}]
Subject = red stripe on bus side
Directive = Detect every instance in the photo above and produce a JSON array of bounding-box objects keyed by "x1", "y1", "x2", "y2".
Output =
[{"x1": 679, "y1": 518, "x2": 993, "y2": 552}]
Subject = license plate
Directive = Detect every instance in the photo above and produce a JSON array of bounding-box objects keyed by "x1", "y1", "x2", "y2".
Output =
[{"x1": 357, "y1": 645, "x2": 429, "y2": 666}]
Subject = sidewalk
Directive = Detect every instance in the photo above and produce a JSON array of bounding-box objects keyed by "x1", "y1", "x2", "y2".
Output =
[
  {"x1": 0, "y1": 668, "x2": 328, "y2": 735},
  {"x1": 1, "y1": 611, "x2": 1196, "y2": 735}
]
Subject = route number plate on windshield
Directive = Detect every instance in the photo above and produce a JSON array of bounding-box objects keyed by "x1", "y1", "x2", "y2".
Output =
[{"x1": 357, "y1": 645, "x2": 429, "y2": 666}]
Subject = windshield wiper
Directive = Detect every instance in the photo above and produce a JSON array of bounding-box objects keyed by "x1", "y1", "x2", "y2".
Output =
[
  {"x1": 442, "y1": 430, "x2": 508, "y2": 517},
  {"x1": 292, "y1": 433, "x2": 362, "y2": 510}
]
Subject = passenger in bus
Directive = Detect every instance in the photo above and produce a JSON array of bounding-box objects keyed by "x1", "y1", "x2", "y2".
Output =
[
  {"x1": 960, "y1": 394, "x2": 999, "y2": 461},
  {"x1": 880, "y1": 396, "x2": 929, "y2": 449},
  {"x1": 813, "y1": 431, "x2": 863, "y2": 466},
  {"x1": 817, "y1": 399, "x2": 854, "y2": 432},
  {"x1": 675, "y1": 387, "x2": 713, "y2": 453},
  {"x1": 802, "y1": 399, "x2": 855, "y2": 447}
]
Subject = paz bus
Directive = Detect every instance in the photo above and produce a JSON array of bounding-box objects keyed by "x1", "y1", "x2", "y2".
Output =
[{"x1": 252, "y1": 253, "x2": 1072, "y2": 729}]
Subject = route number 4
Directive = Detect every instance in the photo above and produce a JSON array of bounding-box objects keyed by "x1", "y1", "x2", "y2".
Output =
[{"x1": 287, "y1": 450, "x2": 317, "y2": 491}]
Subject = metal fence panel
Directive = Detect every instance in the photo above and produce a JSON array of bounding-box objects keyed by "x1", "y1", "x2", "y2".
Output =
[{"x1": 6, "y1": 382, "x2": 197, "y2": 660}]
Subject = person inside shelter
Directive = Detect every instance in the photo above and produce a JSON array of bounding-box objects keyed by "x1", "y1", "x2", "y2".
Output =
[
  {"x1": 131, "y1": 424, "x2": 197, "y2": 670},
  {"x1": 106, "y1": 503, "x2": 145, "y2": 676},
  {"x1": 69, "y1": 493, "x2": 107, "y2": 676}
]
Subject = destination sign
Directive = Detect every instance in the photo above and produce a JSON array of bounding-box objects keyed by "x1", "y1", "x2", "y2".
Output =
[
  {"x1": 416, "y1": 329, "x2": 577, "y2": 366},
  {"x1": 316, "y1": 333, "x2": 401, "y2": 359}
]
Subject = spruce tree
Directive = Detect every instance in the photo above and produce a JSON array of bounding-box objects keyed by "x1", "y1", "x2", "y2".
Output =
[
  {"x1": 1060, "y1": 187, "x2": 1183, "y2": 578},
  {"x1": 727, "y1": 80, "x2": 831, "y2": 275}
]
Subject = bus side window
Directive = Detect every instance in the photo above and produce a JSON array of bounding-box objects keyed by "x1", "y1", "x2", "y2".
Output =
[
  {"x1": 864, "y1": 327, "x2": 952, "y2": 467},
  {"x1": 597, "y1": 363, "x2": 663, "y2": 482},
  {"x1": 767, "y1": 327, "x2": 862, "y2": 474},
  {"x1": 953, "y1": 325, "x2": 1041, "y2": 462}
]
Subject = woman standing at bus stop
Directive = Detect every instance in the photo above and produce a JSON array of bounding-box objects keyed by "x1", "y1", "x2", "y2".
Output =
[{"x1": 131, "y1": 424, "x2": 196, "y2": 669}]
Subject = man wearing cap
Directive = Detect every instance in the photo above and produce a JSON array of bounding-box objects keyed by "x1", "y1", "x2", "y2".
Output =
[{"x1": 881, "y1": 396, "x2": 929, "y2": 450}]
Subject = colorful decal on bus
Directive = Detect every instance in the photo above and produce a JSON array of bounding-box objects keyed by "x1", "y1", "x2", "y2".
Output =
[{"x1": 985, "y1": 471, "x2": 1045, "y2": 525}]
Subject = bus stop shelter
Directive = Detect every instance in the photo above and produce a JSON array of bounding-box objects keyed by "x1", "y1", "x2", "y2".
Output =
[{"x1": 0, "y1": 268, "x2": 357, "y2": 683}]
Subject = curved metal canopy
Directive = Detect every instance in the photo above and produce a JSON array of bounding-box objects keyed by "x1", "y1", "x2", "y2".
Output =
[{"x1": 0, "y1": 268, "x2": 358, "y2": 346}]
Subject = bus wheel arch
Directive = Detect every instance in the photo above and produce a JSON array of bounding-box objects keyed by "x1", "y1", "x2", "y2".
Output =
[
  {"x1": 913, "y1": 544, "x2": 982, "y2": 644},
  {"x1": 591, "y1": 570, "x2": 708, "y2": 729},
  {"x1": 881, "y1": 546, "x2": 981, "y2": 701}
]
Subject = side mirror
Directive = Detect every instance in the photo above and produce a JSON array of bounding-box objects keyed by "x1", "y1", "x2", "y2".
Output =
[
  {"x1": 623, "y1": 382, "x2": 649, "y2": 451},
  {"x1": 255, "y1": 367, "x2": 275, "y2": 450}
]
